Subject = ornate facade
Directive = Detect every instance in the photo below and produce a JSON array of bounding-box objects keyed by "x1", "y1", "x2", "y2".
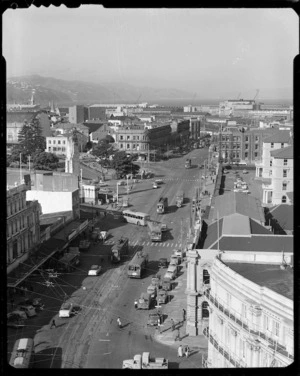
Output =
[{"x1": 7, "y1": 183, "x2": 40, "y2": 274}]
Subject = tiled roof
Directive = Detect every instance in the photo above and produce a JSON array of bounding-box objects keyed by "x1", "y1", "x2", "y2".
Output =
[
  {"x1": 209, "y1": 192, "x2": 265, "y2": 223},
  {"x1": 7, "y1": 112, "x2": 38, "y2": 124},
  {"x1": 269, "y1": 204, "x2": 293, "y2": 231},
  {"x1": 227, "y1": 263, "x2": 293, "y2": 299},
  {"x1": 263, "y1": 131, "x2": 291, "y2": 143},
  {"x1": 270, "y1": 145, "x2": 293, "y2": 159}
]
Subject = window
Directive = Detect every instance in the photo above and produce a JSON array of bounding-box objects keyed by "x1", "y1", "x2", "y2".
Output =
[
  {"x1": 282, "y1": 196, "x2": 287, "y2": 203},
  {"x1": 49, "y1": 140, "x2": 51, "y2": 144},
  {"x1": 271, "y1": 143, "x2": 274, "y2": 148},
  {"x1": 58, "y1": 140, "x2": 61, "y2": 144},
  {"x1": 53, "y1": 140, "x2": 56, "y2": 144},
  {"x1": 282, "y1": 183, "x2": 287, "y2": 191},
  {"x1": 255, "y1": 144, "x2": 258, "y2": 150},
  {"x1": 273, "y1": 321, "x2": 280, "y2": 337},
  {"x1": 48, "y1": 147, "x2": 52, "y2": 152},
  {"x1": 254, "y1": 152, "x2": 258, "y2": 157},
  {"x1": 283, "y1": 170, "x2": 287, "y2": 178},
  {"x1": 127, "y1": 136, "x2": 130, "y2": 140},
  {"x1": 202, "y1": 301, "x2": 209, "y2": 318},
  {"x1": 62, "y1": 147, "x2": 66, "y2": 152},
  {"x1": 133, "y1": 136, "x2": 136, "y2": 140},
  {"x1": 245, "y1": 136, "x2": 249, "y2": 142},
  {"x1": 269, "y1": 170, "x2": 272, "y2": 176},
  {"x1": 281, "y1": 143, "x2": 284, "y2": 148},
  {"x1": 242, "y1": 303, "x2": 247, "y2": 319},
  {"x1": 270, "y1": 160, "x2": 272, "y2": 167},
  {"x1": 120, "y1": 135, "x2": 124, "y2": 140},
  {"x1": 264, "y1": 314, "x2": 270, "y2": 331},
  {"x1": 236, "y1": 152, "x2": 240, "y2": 158},
  {"x1": 203, "y1": 269, "x2": 210, "y2": 284},
  {"x1": 245, "y1": 143, "x2": 248, "y2": 150},
  {"x1": 245, "y1": 152, "x2": 248, "y2": 158},
  {"x1": 63, "y1": 140, "x2": 66, "y2": 144},
  {"x1": 255, "y1": 136, "x2": 259, "y2": 141},
  {"x1": 127, "y1": 144, "x2": 130, "y2": 149},
  {"x1": 284, "y1": 159, "x2": 288, "y2": 166}
]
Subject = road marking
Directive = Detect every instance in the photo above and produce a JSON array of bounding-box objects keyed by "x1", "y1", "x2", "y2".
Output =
[
  {"x1": 102, "y1": 352, "x2": 112, "y2": 355},
  {"x1": 142, "y1": 241, "x2": 145, "y2": 245},
  {"x1": 99, "y1": 339, "x2": 111, "y2": 342},
  {"x1": 170, "y1": 243, "x2": 173, "y2": 247},
  {"x1": 162, "y1": 243, "x2": 166, "y2": 247}
]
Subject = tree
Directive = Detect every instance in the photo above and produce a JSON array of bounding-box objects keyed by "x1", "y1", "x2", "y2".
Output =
[
  {"x1": 18, "y1": 118, "x2": 46, "y2": 158},
  {"x1": 105, "y1": 135, "x2": 115, "y2": 143},
  {"x1": 7, "y1": 145, "x2": 28, "y2": 165},
  {"x1": 110, "y1": 151, "x2": 140, "y2": 178},
  {"x1": 33, "y1": 152, "x2": 59, "y2": 171},
  {"x1": 83, "y1": 141, "x2": 93, "y2": 152}
]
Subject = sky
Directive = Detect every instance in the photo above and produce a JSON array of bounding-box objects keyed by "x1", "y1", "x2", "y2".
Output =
[{"x1": 3, "y1": 7, "x2": 298, "y2": 98}]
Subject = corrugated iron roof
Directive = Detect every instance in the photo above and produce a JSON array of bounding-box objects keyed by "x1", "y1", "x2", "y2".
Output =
[
  {"x1": 270, "y1": 145, "x2": 293, "y2": 159},
  {"x1": 263, "y1": 131, "x2": 291, "y2": 143}
]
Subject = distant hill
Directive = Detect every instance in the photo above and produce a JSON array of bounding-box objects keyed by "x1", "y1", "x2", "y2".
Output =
[{"x1": 6, "y1": 75, "x2": 194, "y2": 106}]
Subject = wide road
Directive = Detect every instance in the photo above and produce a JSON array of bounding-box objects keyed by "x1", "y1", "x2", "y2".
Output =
[{"x1": 8, "y1": 147, "x2": 208, "y2": 369}]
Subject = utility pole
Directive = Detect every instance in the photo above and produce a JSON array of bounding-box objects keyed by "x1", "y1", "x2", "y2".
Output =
[
  {"x1": 19, "y1": 153, "x2": 22, "y2": 185},
  {"x1": 28, "y1": 155, "x2": 31, "y2": 171},
  {"x1": 80, "y1": 169, "x2": 83, "y2": 203},
  {"x1": 180, "y1": 218, "x2": 183, "y2": 248}
]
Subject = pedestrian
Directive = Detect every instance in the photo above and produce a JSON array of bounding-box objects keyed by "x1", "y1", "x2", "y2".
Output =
[
  {"x1": 175, "y1": 328, "x2": 181, "y2": 341},
  {"x1": 171, "y1": 318, "x2": 175, "y2": 332},
  {"x1": 182, "y1": 308, "x2": 186, "y2": 322},
  {"x1": 177, "y1": 345, "x2": 183, "y2": 358},
  {"x1": 117, "y1": 317, "x2": 122, "y2": 329},
  {"x1": 50, "y1": 319, "x2": 56, "y2": 329},
  {"x1": 134, "y1": 299, "x2": 138, "y2": 309},
  {"x1": 185, "y1": 345, "x2": 190, "y2": 358}
]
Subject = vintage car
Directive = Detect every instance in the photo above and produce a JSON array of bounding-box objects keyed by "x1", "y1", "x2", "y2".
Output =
[
  {"x1": 147, "y1": 312, "x2": 162, "y2": 326},
  {"x1": 137, "y1": 293, "x2": 151, "y2": 310},
  {"x1": 151, "y1": 274, "x2": 161, "y2": 288},
  {"x1": 88, "y1": 265, "x2": 102, "y2": 276},
  {"x1": 147, "y1": 285, "x2": 157, "y2": 299},
  {"x1": 158, "y1": 258, "x2": 168, "y2": 268},
  {"x1": 173, "y1": 249, "x2": 184, "y2": 259},
  {"x1": 170, "y1": 254, "x2": 181, "y2": 265},
  {"x1": 157, "y1": 290, "x2": 169, "y2": 304},
  {"x1": 161, "y1": 223, "x2": 167, "y2": 232},
  {"x1": 165, "y1": 264, "x2": 177, "y2": 280},
  {"x1": 59, "y1": 302, "x2": 75, "y2": 318}
]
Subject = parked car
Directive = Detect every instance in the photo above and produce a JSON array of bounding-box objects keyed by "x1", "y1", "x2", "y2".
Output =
[
  {"x1": 155, "y1": 179, "x2": 163, "y2": 184},
  {"x1": 151, "y1": 274, "x2": 161, "y2": 288},
  {"x1": 19, "y1": 298, "x2": 44, "y2": 311},
  {"x1": 242, "y1": 170, "x2": 248, "y2": 174},
  {"x1": 8, "y1": 310, "x2": 27, "y2": 320},
  {"x1": 157, "y1": 290, "x2": 169, "y2": 304},
  {"x1": 152, "y1": 182, "x2": 158, "y2": 189},
  {"x1": 158, "y1": 258, "x2": 168, "y2": 268},
  {"x1": 161, "y1": 223, "x2": 167, "y2": 232},
  {"x1": 17, "y1": 305, "x2": 37, "y2": 317},
  {"x1": 88, "y1": 265, "x2": 102, "y2": 276},
  {"x1": 59, "y1": 302, "x2": 74, "y2": 318},
  {"x1": 147, "y1": 312, "x2": 162, "y2": 326},
  {"x1": 147, "y1": 285, "x2": 157, "y2": 299},
  {"x1": 164, "y1": 266, "x2": 177, "y2": 280},
  {"x1": 170, "y1": 255, "x2": 180, "y2": 266},
  {"x1": 173, "y1": 249, "x2": 184, "y2": 259},
  {"x1": 161, "y1": 277, "x2": 172, "y2": 291}
]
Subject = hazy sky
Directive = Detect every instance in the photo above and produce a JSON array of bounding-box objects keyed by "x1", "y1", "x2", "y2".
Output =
[{"x1": 3, "y1": 7, "x2": 298, "y2": 97}]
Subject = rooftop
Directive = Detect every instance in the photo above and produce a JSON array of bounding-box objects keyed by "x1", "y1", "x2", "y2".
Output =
[
  {"x1": 263, "y1": 131, "x2": 291, "y2": 143},
  {"x1": 7, "y1": 111, "x2": 38, "y2": 124},
  {"x1": 270, "y1": 145, "x2": 293, "y2": 159},
  {"x1": 268, "y1": 204, "x2": 294, "y2": 232},
  {"x1": 227, "y1": 262, "x2": 293, "y2": 300},
  {"x1": 209, "y1": 192, "x2": 265, "y2": 224}
]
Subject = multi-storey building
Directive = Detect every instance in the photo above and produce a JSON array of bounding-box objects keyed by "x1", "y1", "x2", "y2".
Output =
[
  {"x1": 255, "y1": 131, "x2": 292, "y2": 179},
  {"x1": 219, "y1": 100, "x2": 255, "y2": 117},
  {"x1": 46, "y1": 135, "x2": 69, "y2": 156},
  {"x1": 7, "y1": 183, "x2": 40, "y2": 274},
  {"x1": 113, "y1": 125, "x2": 148, "y2": 153},
  {"x1": 88, "y1": 105, "x2": 107, "y2": 121},
  {"x1": 262, "y1": 145, "x2": 293, "y2": 205},
  {"x1": 69, "y1": 105, "x2": 87, "y2": 124}
]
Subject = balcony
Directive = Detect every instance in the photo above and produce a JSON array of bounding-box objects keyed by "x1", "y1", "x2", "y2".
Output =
[
  {"x1": 203, "y1": 290, "x2": 294, "y2": 361},
  {"x1": 203, "y1": 327, "x2": 244, "y2": 367}
]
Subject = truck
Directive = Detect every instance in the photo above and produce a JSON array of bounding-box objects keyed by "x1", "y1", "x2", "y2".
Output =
[
  {"x1": 176, "y1": 191, "x2": 184, "y2": 207},
  {"x1": 157, "y1": 197, "x2": 168, "y2": 214},
  {"x1": 137, "y1": 293, "x2": 151, "y2": 310},
  {"x1": 185, "y1": 158, "x2": 192, "y2": 169},
  {"x1": 111, "y1": 237, "x2": 129, "y2": 263},
  {"x1": 147, "y1": 221, "x2": 162, "y2": 242},
  {"x1": 122, "y1": 352, "x2": 168, "y2": 369}
]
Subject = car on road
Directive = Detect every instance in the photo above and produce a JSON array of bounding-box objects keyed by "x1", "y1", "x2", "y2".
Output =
[
  {"x1": 164, "y1": 266, "x2": 177, "y2": 281},
  {"x1": 59, "y1": 302, "x2": 74, "y2": 318},
  {"x1": 158, "y1": 258, "x2": 168, "y2": 268},
  {"x1": 147, "y1": 312, "x2": 162, "y2": 326},
  {"x1": 161, "y1": 277, "x2": 172, "y2": 291},
  {"x1": 147, "y1": 284, "x2": 157, "y2": 299},
  {"x1": 157, "y1": 290, "x2": 169, "y2": 304},
  {"x1": 137, "y1": 293, "x2": 151, "y2": 310},
  {"x1": 88, "y1": 265, "x2": 102, "y2": 276},
  {"x1": 17, "y1": 305, "x2": 37, "y2": 317},
  {"x1": 161, "y1": 223, "x2": 167, "y2": 232},
  {"x1": 155, "y1": 179, "x2": 163, "y2": 185},
  {"x1": 170, "y1": 255, "x2": 180, "y2": 266},
  {"x1": 152, "y1": 182, "x2": 158, "y2": 189}
]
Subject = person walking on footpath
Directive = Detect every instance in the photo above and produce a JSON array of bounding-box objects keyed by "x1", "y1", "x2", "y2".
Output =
[
  {"x1": 185, "y1": 345, "x2": 190, "y2": 358},
  {"x1": 134, "y1": 299, "x2": 138, "y2": 309},
  {"x1": 117, "y1": 317, "x2": 122, "y2": 329},
  {"x1": 171, "y1": 318, "x2": 175, "y2": 331},
  {"x1": 50, "y1": 319, "x2": 56, "y2": 329},
  {"x1": 175, "y1": 328, "x2": 181, "y2": 342},
  {"x1": 182, "y1": 308, "x2": 186, "y2": 322},
  {"x1": 177, "y1": 345, "x2": 183, "y2": 358}
]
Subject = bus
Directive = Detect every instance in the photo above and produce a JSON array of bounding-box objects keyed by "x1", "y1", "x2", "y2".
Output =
[
  {"x1": 147, "y1": 221, "x2": 162, "y2": 242},
  {"x1": 128, "y1": 252, "x2": 149, "y2": 278},
  {"x1": 122, "y1": 210, "x2": 150, "y2": 226},
  {"x1": 9, "y1": 338, "x2": 34, "y2": 368}
]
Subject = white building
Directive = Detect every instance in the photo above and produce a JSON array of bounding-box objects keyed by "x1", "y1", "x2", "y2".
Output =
[{"x1": 262, "y1": 145, "x2": 293, "y2": 205}]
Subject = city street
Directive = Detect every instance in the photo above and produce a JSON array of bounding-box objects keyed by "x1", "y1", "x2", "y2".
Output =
[{"x1": 7, "y1": 147, "x2": 209, "y2": 368}]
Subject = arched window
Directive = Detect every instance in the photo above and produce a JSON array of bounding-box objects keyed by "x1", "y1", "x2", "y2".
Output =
[
  {"x1": 282, "y1": 196, "x2": 287, "y2": 203},
  {"x1": 203, "y1": 269, "x2": 210, "y2": 284},
  {"x1": 202, "y1": 301, "x2": 209, "y2": 318}
]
